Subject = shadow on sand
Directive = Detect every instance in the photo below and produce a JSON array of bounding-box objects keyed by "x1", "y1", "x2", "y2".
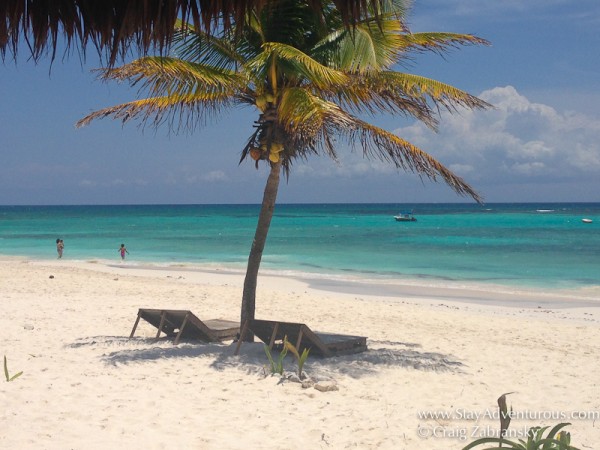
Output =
[{"x1": 69, "y1": 336, "x2": 464, "y2": 378}]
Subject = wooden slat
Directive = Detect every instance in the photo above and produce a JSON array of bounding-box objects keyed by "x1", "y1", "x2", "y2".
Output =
[
  {"x1": 234, "y1": 320, "x2": 249, "y2": 356},
  {"x1": 268, "y1": 322, "x2": 279, "y2": 349},
  {"x1": 295, "y1": 328, "x2": 303, "y2": 351},
  {"x1": 174, "y1": 312, "x2": 190, "y2": 345},
  {"x1": 129, "y1": 312, "x2": 141, "y2": 338},
  {"x1": 155, "y1": 311, "x2": 167, "y2": 339}
]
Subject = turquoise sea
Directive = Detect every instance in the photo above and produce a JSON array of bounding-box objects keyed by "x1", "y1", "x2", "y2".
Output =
[{"x1": 0, "y1": 203, "x2": 598, "y2": 290}]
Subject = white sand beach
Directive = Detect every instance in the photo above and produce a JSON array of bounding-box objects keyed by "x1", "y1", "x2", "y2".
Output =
[{"x1": 1, "y1": 257, "x2": 599, "y2": 449}]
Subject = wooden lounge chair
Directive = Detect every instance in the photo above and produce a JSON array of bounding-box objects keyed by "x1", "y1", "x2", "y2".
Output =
[
  {"x1": 234, "y1": 319, "x2": 367, "y2": 357},
  {"x1": 130, "y1": 308, "x2": 240, "y2": 345}
]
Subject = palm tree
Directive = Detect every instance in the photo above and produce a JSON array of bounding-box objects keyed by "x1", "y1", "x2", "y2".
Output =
[{"x1": 76, "y1": 0, "x2": 490, "y2": 337}]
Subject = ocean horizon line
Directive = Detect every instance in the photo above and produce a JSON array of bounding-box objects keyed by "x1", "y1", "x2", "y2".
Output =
[{"x1": 1, "y1": 201, "x2": 599, "y2": 208}]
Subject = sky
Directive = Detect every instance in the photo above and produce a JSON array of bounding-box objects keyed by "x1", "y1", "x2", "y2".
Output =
[{"x1": 1, "y1": 0, "x2": 599, "y2": 205}]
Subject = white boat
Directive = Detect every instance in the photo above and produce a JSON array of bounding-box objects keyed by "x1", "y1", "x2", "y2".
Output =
[
  {"x1": 394, "y1": 211, "x2": 417, "y2": 222},
  {"x1": 582, "y1": 218, "x2": 593, "y2": 223}
]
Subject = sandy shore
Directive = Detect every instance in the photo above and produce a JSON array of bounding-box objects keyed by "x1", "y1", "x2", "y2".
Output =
[{"x1": 1, "y1": 257, "x2": 599, "y2": 449}]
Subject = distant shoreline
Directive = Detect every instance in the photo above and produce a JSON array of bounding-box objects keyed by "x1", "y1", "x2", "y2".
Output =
[
  {"x1": 9, "y1": 255, "x2": 599, "y2": 310},
  {"x1": 2, "y1": 249, "x2": 599, "y2": 292}
]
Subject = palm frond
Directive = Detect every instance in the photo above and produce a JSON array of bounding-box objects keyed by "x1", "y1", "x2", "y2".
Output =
[
  {"x1": 375, "y1": 72, "x2": 492, "y2": 111},
  {"x1": 278, "y1": 87, "x2": 353, "y2": 138},
  {"x1": 318, "y1": 72, "x2": 437, "y2": 128},
  {"x1": 254, "y1": 0, "x2": 319, "y2": 45},
  {"x1": 396, "y1": 32, "x2": 490, "y2": 54},
  {"x1": 278, "y1": 87, "x2": 481, "y2": 201},
  {"x1": 171, "y1": 20, "x2": 249, "y2": 69},
  {"x1": 97, "y1": 57, "x2": 246, "y2": 98},
  {"x1": 321, "y1": 17, "x2": 406, "y2": 71},
  {"x1": 274, "y1": 87, "x2": 359, "y2": 164},
  {"x1": 244, "y1": 9, "x2": 266, "y2": 43},
  {"x1": 76, "y1": 93, "x2": 236, "y2": 132},
  {"x1": 250, "y1": 42, "x2": 349, "y2": 89},
  {"x1": 321, "y1": 71, "x2": 489, "y2": 129},
  {"x1": 346, "y1": 119, "x2": 482, "y2": 202}
]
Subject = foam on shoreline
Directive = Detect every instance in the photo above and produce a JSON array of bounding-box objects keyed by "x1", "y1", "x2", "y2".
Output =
[{"x1": 20, "y1": 256, "x2": 600, "y2": 309}]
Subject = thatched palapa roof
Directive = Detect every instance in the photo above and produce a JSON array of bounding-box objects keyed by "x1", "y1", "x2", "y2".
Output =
[{"x1": 1, "y1": 0, "x2": 383, "y2": 65}]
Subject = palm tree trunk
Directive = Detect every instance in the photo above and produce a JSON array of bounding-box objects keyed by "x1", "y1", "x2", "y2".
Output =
[{"x1": 240, "y1": 160, "x2": 282, "y2": 340}]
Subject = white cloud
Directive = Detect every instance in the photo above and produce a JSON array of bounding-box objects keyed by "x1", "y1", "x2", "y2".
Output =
[
  {"x1": 79, "y1": 179, "x2": 96, "y2": 187},
  {"x1": 79, "y1": 178, "x2": 148, "y2": 188},
  {"x1": 200, "y1": 170, "x2": 228, "y2": 182},
  {"x1": 449, "y1": 163, "x2": 475, "y2": 174},
  {"x1": 294, "y1": 151, "x2": 397, "y2": 179},
  {"x1": 510, "y1": 161, "x2": 546, "y2": 175},
  {"x1": 165, "y1": 169, "x2": 229, "y2": 184},
  {"x1": 393, "y1": 85, "x2": 600, "y2": 186},
  {"x1": 510, "y1": 140, "x2": 553, "y2": 160}
]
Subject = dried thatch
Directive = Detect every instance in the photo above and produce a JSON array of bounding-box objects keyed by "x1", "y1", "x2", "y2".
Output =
[{"x1": 1, "y1": 0, "x2": 383, "y2": 65}]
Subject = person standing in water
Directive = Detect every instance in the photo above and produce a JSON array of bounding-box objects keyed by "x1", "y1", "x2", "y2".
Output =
[
  {"x1": 118, "y1": 244, "x2": 129, "y2": 260},
  {"x1": 56, "y1": 238, "x2": 64, "y2": 258}
]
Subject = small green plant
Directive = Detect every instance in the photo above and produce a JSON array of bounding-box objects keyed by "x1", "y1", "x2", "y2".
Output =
[
  {"x1": 4, "y1": 355, "x2": 23, "y2": 382},
  {"x1": 462, "y1": 393, "x2": 580, "y2": 450},
  {"x1": 264, "y1": 341, "x2": 288, "y2": 375},
  {"x1": 284, "y1": 337, "x2": 310, "y2": 379},
  {"x1": 462, "y1": 423, "x2": 579, "y2": 450}
]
